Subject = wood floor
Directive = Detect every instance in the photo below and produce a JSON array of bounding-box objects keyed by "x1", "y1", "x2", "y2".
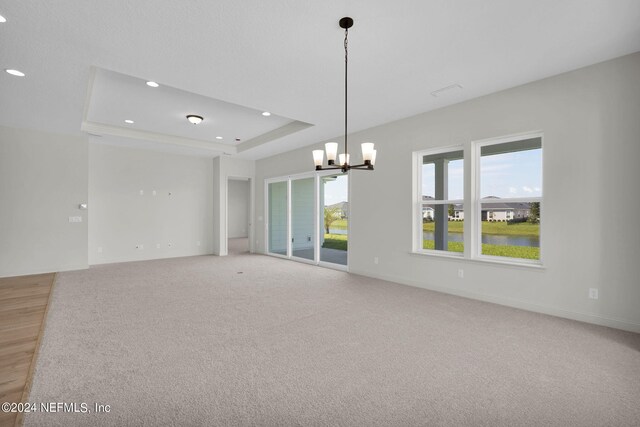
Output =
[{"x1": 0, "y1": 273, "x2": 55, "y2": 427}]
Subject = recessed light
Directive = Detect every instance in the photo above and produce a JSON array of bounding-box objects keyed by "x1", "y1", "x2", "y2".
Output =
[
  {"x1": 146, "y1": 81, "x2": 159, "y2": 88},
  {"x1": 262, "y1": 111, "x2": 271, "y2": 116},
  {"x1": 0, "y1": 15, "x2": 6, "y2": 23},
  {"x1": 124, "y1": 119, "x2": 134, "y2": 124},
  {"x1": 186, "y1": 115, "x2": 203, "y2": 125},
  {"x1": 5, "y1": 69, "x2": 25, "y2": 77},
  {"x1": 216, "y1": 136, "x2": 223, "y2": 140}
]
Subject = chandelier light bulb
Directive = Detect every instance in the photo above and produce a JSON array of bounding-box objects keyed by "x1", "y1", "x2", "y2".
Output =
[
  {"x1": 361, "y1": 142, "x2": 374, "y2": 162},
  {"x1": 312, "y1": 150, "x2": 324, "y2": 168},
  {"x1": 325, "y1": 142, "x2": 338, "y2": 162}
]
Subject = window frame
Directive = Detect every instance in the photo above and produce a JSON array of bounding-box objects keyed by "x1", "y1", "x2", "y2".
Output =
[
  {"x1": 413, "y1": 145, "x2": 465, "y2": 258},
  {"x1": 413, "y1": 132, "x2": 544, "y2": 267},
  {"x1": 474, "y1": 133, "x2": 543, "y2": 265}
]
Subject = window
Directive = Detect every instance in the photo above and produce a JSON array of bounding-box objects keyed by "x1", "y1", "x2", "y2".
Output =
[
  {"x1": 414, "y1": 133, "x2": 543, "y2": 265},
  {"x1": 478, "y1": 137, "x2": 542, "y2": 262},
  {"x1": 418, "y1": 147, "x2": 464, "y2": 255}
]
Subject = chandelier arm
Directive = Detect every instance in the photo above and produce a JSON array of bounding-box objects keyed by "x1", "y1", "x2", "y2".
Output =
[
  {"x1": 316, "y1": 165, "x2": 343, "y2": 171},
  {"x1": 348, "y1": 163, "x2": 375, "y2": 170}
]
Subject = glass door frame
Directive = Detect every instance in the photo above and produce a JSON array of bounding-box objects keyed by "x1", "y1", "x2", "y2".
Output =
[{"x1": 264, "y1": 170, "x2": 349, "y2": 271}]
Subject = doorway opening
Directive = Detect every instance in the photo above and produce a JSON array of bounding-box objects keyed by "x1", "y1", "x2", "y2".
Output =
[{"x1": 227, "y1": 178, "x2": 250, "y2": 255}]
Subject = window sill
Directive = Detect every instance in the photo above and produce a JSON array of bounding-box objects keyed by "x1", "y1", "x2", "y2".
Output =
[
  {"x1": 411, "y1": 250, "x2": 464, "y2": 260},
  {"x1": 410, "y1": 251, "x2": 546, "y2": 270}
]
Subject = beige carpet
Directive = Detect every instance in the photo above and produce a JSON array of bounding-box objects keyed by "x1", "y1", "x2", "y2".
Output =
[
  {"x1": 25, "y1": 254, "x2": 640, "y2": 426},
  {"x1": 228, "y1": 237, "x2": 249, "y2": 255}
]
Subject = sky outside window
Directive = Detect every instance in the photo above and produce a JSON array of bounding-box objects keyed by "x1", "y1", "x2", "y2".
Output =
[
  {"x1": 421, "y1": 149, "x2": 541, "y2": 200},
  {"x1": 422, "y1": 159, "x2": 464, "y2": 200},
  {"x1": 480, "y1": 149, "x2": 542, "y2": 198},
  {"x1": 323, "y1": 175, "x2": 348, "y2": 206}
]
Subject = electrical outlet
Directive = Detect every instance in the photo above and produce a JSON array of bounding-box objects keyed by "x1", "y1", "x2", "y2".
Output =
[
  {"x1": 139, "y1": 190, "x2": 144, "y2": 196},
  {"x1": 156, "y1": 243, "x2": 161, "y2": 249},
  {"x1": 136, "y1": 244, "x2": 144, "y2": 250},
  {"x1": 588, "y1": 288, "x2": 599, "y2": 299},
  {"x1": 196, "y1": 241, "x2": 201, "y2": 246},
  {"x1": 458, "y1": 269, "x2": 464, "y2": 279},
  {"x1": 374, "y1": 257, "x2": 379, "y2": 265},
  {"x1": 168, "y1": 243, "x2": 173, "y2": 248},
  {"x1": 68, "y1": 216, "x2": 82, "y2": 223},
  {"x1": 152, "y1": 190, "x2": 157, "y2": 196},
  {"x1": 97, "y1": 247, "x2": 103, "y2": 254}
]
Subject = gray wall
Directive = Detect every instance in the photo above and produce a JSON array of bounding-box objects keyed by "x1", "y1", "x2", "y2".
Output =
[
  {"x1": 255, "y1": 53, "x2": 640, "y2": 332},
  {"x1": 228, "y1": 179, "x2": 250, "y2": 238},
  {"x1": 0, "y1": 126, "x2": 88, "y2": 277},
  {"x1": 88, "y1": 143, "x2": 213, "y2": 264}
]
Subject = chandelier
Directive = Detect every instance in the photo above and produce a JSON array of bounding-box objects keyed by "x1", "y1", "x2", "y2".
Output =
[{"x1": 312, "y1": 17, "x2": 376, "y2": 172}]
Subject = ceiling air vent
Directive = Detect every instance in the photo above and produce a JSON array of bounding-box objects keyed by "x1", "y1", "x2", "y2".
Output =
[{"x1": 430, "y1": 84, "x2": 463, "y2": 97}]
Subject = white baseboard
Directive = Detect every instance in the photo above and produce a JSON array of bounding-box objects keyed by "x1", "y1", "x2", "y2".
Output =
[
  {"x1": 89, "y1": 250, "x2": 212, "y2": 266},
  {"x1": 0, "y1": 263, "x2": 89, "y2": 279},
  {"x1": 350, "y1": 269, "x2": 640, "y2": 334}
]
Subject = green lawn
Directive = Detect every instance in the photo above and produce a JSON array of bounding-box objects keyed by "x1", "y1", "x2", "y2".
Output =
[
  {"x1": 481, "y1": 243, "x2": 539, "y2": 259},
  {"x1": 422, "y1": 240, "x2": 539, "y2": 260},
  {"x1": 423, "y1": 220, "x2": 539, "y2": 237},
  {"x1": 327, "y1": 219, "x2": 538, "y2": 258},
  {"x1": 423, "y1": 240, "x2": 464, "y2": 252},
  {"x1": 322, "y1": 233, "x2": 348, "y2": 251}
]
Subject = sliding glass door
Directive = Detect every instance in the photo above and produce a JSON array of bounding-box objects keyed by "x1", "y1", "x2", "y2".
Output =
[
  {"x1": 267, "y1": 181, "x2": 288, "y2": 256},
  {"x1": 291, "y1": 177, "x2": 315, "y2": 261},
  {"x1": 266, "y1": 172, "x2": 348, "y2": 269}
]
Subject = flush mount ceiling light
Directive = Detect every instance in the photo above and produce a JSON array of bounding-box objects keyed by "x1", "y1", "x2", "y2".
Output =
[
  {"x1": 124, "y1": 119, "x2": 134, "y2": 124},
  {"x1": 146, "y1": 81, "x2": 159, "y2": 88},
  {"x1": 186, "y1": 115, "x2": 203, "y2": 125},
  {"x1": 312, "y1": 17, "x2": 376, "y2": 172},
  {"x1": 5, "y1": 69, "x2": 25, "y2": 77},
  {"x1": 262, "y1": 111, "x2": 271, "y2": 117},
  {"x1": 216, "y1": 136, "x2": 223, "y2": 140}
]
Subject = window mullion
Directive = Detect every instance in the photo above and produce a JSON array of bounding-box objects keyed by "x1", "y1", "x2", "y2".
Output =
[{"x1": 466, "y1": 140, "x2": 477, "y2": 260}]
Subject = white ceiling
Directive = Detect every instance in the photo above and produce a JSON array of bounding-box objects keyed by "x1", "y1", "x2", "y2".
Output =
[
  {"x1": 1, "y1": 0, "x2": 639, "y2": 159},
  {"x1": 83, "y1": 67, "x2": 309, "y2": 156}
]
